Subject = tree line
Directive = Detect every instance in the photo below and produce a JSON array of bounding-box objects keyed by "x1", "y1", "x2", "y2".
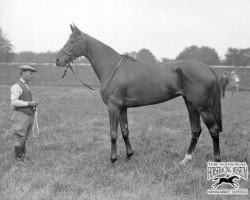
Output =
[
  {"x1": 12, "y1": 51, "x2": 89, "y2": 64},
  {"x1": 1, "y1": 27, "x2": 250, "y2": 66},
  {"x1": 0, "y1": 28, "x2": 14, "y2": 62}
]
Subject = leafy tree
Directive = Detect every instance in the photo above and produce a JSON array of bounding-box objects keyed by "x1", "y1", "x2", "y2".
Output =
[
  {"x1": 124, "y1": 51, "x2": 137, "y2": 59},
  {"x1": 176, "y1": 46, "x2": 199, "y2": 61},
  {"x1": 176, "y1": 45, "x2": 220, "y2": 65},
  {"x1": 13, "y1": 51, "x2": 35, "y2": 63},
  {"x1": 241, "y1": 48, "x2": 250, "y2": 66},
  {"x1": 198, "y1": 46, "x2": 220, "y2": 65},
  {"x1": 224, "y1": 48, "x2": 250, "y2": 66},
  {"x1": 0, "y1": 27, "x2": 14, "y2": 62},
  {"x1": 137, "y1": 48, "x2": 158, "y2": 64},
  {"x1": 74, "y1": 56, "x2": 89, "y2": 64}
]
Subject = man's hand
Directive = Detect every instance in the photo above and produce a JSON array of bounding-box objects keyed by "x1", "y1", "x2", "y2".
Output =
[{"x1": 28, "y1": 101, "x2": 38, "y2": 107}]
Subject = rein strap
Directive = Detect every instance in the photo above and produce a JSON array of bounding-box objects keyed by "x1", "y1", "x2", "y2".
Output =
[{"x1": 67, "y1": 63, "x2": 98, "y2": 91}]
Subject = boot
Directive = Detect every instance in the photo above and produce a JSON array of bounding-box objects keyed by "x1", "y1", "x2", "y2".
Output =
[
  {"x1": 21, "y1": 144, "x2": 26, "y2": 159},
  {"x1": 15, "y1": 146, "x2": 24, "y2": 161},
  {"x1": 21, "y1": 144, "x2": 31, "y2": 162}
]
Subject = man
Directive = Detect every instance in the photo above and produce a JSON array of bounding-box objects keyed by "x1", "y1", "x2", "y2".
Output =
[
  {"x1": 230, "y1": 71, "x2": 241, "y2": 97},
  {"x1": 219, "y1": 71, "x2": 229, "y2": 98},
  {"x1": 10, "y1": 65, "x2": 38, "y2": 161}
]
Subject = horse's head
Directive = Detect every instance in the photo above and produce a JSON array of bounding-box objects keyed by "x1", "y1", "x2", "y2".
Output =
[
  {"x1": 56, "y1": 24, "x2": 85, "y2": 67},
  {"x1": 231, "y1": 175, "x2": 239, "y2": 179}
]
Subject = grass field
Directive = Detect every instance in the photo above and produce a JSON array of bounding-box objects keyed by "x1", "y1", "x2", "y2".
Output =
[{"x1": 0, "y1": 82, "x2": 249, "y2": 200}]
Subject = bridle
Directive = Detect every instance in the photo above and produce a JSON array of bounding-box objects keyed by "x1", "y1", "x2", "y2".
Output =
[
  {"x1": 57, "y1": 33, "x2": 124, "y2": 91},
  {"x1": 58, "y1": 34, "x2": 100, "y2": 91},
  {"x1": 60, "y1": 35, "x2": 84, "y2": 63}
]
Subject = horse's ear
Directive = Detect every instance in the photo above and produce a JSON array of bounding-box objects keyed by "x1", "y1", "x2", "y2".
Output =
[
  {"x1": 70, "y1": 24, "x2": 75, "y2": 32},
  {"x1": 73, "y1": 24, "x2": 82, "y2": 36}
]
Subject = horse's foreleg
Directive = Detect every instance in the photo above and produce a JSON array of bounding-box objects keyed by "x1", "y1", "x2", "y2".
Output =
[
  {"x1": 200, "y1": 110, "x2": 221, "y2": 162},
  {"x1": 108, "y1": 103, "x2": 120, "y2": 163},
  {"x1": 120, "y1": 107, "x2": 133, "y2": 159},
  {"x1": 180, "y1": 100, "x2": 201, "y2": 166}
]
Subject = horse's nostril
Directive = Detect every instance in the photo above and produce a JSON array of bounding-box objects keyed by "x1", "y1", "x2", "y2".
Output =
[{"x1": 55, "y1": 58, "x2": 61, "y2": 66}]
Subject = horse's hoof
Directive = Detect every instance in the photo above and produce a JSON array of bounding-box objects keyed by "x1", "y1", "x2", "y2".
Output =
[
  {"x1": 180, "y1": 160, "x2": 187, "y2": 166},
  {"x1": 110, "y1": 157, "x2": 118, "y2": 163},
  {"x1": 180, "y1": 159, "x2": 191, "y2": 166},
  {"x1": 180, "y1": 154, "x2": 192, "y2": 166},
  {"x1": 214, "y1": 157, "x2": 221, "y2": 162},
  {"x1": 127, "y1": 152, "x2": 133, "y2": 159}
]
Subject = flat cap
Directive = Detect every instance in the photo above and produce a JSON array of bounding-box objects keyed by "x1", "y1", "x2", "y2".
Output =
[{"x1": 19, "y1": 65, "x2": 37, "y2": 72}]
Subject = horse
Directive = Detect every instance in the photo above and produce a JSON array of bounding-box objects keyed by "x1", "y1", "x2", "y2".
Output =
[
  {"x1": 212, "y1": 175, "x2": 239, "y2": 189},
  {"x1": 55, "y1": 24, "x2": 222, "y2": 165}
]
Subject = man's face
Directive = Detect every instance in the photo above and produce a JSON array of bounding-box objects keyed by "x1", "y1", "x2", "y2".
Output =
[{"x1": 22, "y1": 70, "x2": 35, "y2": 83}]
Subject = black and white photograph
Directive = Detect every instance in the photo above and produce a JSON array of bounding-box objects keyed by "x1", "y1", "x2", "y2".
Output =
[{"x1": 0, "y1": 0, "x2": 249, "y2": 199}]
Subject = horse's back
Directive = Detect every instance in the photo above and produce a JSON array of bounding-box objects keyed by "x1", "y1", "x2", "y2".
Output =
[
  {"x1": 168, "y1": 60, "x2": 219, "y2": 107},
  {"x1": 171, "y1": 60, "x2": 216, "y2": 82}
]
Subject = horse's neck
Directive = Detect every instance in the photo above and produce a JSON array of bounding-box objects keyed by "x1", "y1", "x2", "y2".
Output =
[{"x1": 83, "y1": 36, "x2": 121, "y2": 82}]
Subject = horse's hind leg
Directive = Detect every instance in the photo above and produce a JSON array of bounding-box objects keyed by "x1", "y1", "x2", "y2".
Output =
[
  {"x1": 200, "y1": 109, "x2": 221, "y2": 162},
  {"x1": 180, "y1": 100, "x2": 202, "y2": 165},
  {"x1": 120, "y1": 107, "x2": 133, "y2": 159}
]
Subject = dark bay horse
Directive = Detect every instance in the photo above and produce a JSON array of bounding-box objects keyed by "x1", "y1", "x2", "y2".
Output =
[{"x1": 56, "y1": 24, "x2": 222, "y2": 165}]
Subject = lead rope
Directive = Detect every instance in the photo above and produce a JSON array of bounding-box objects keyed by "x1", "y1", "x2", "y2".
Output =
[
  {"x1": 32, "y1": 57, "x2": 123, "y2": 137},
  {"x1": 32, "y1": 68, "x2": 68, "y2": 137}
]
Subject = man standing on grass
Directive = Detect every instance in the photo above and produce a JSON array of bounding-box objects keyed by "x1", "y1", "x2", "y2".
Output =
[
  {"x1": 10, "y1": 65, "x2": 38, "y2": 161},
  {"x1": 219, "y1": 71, "x2": 229, "y2": 98},
  {"x1": 230, "y1": 71, "x2": 241, "y2": 97}
]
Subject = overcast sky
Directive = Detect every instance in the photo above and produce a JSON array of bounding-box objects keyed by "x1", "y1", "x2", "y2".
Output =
[{"x1": 0, "y1": 0, "x2": 250, "y2": 59}]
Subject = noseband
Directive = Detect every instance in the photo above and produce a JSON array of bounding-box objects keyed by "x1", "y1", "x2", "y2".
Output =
[{"x1": 60, "y1": 35, "x2": 84, "y2": 62}]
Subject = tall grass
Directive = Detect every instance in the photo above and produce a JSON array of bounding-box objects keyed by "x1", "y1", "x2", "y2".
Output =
[{"x1": 0, "y1": 85, "x2": 249, "y2": 200}]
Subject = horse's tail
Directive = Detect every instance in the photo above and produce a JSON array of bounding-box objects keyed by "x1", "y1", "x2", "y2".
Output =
[{"x1": 210, "y1": 67, "x2": 223, "y2": 132}]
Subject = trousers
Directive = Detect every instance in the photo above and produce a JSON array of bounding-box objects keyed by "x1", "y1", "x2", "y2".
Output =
[{"x1": 12, "y1": 111, "x2": 33, "y2": 147}]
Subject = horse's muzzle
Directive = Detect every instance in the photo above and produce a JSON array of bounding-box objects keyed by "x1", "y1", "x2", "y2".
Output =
[{"x1": 55, "y1": 58, "x2": 63, "y2": 67}]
